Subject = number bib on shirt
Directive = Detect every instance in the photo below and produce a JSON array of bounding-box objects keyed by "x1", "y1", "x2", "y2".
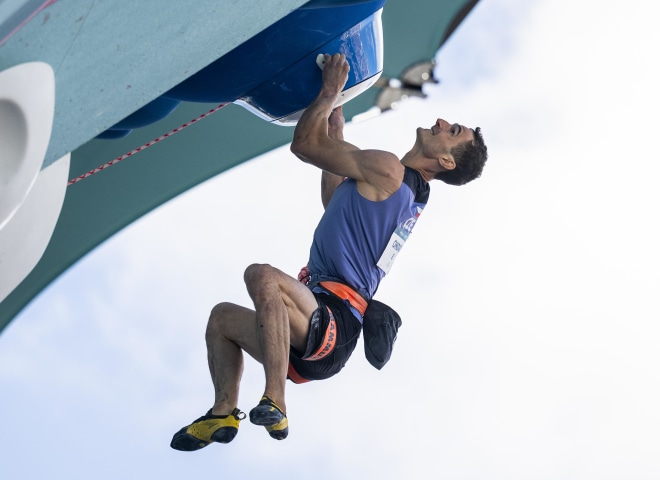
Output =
[{"x1": 377, "y1": 205, "x2": 424, "y2": 274}]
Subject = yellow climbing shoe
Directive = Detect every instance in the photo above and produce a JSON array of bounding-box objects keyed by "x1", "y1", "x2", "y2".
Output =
[
  {"x1": 249, "y1": 396, "x2": 289, "y2": 440},
  {"x1": 170, "y1": 408, "x2": 245, "y2": 451}
]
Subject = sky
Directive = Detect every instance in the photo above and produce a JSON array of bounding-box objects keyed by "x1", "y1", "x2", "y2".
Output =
[{"x1": 2, "y1": 0, "x2": 660, "y2": 478}]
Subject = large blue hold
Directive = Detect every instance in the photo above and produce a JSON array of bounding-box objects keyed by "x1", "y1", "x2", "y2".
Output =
[{"x1": 98, "y1": 0, "x2": 386, "y2": 139}]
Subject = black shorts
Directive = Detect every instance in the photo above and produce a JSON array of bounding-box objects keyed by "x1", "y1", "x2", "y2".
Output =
[{"x1": 288, "y1": 291, "x2": 363, "y2": 383}]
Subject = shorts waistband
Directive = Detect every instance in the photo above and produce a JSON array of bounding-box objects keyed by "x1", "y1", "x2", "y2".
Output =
[
  {"x1": 318, "y1": 281, "x2": 368, "y2": 316},
  {"x1": 288, "y1": 362, "x2": 311, "y2": 384}
]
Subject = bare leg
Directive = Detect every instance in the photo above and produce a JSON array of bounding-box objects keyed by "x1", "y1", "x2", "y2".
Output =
[
  {"x1": 173, "y1": 273, "x2": 315, "y2": 450},
  {"x1": 204, "y1": 264, "x2": 317, "y2": 416},
  {"x1": 243, "y1": 263, "x2": 318, "y2": 414},
  {"x1": 205, "y1": 302, "x2": 263, "y2": 415},
  {"x1": 171, "y1": 302, "x2": 265, "y2": 451}
]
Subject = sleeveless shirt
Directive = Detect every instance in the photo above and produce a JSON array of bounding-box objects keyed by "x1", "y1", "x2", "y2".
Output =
[{"x1": 307, "y1": 166, "x2": 430, "y2": 300}]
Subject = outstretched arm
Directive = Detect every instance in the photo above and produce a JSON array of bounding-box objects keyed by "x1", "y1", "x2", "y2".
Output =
[{"x1": 291, "y1": 54, "x2": 404, "y2": 200}]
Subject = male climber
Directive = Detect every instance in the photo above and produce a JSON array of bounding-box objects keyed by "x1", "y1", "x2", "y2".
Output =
[{"x1": 170, "y1": 53, "x2": 487, "y2": 450}]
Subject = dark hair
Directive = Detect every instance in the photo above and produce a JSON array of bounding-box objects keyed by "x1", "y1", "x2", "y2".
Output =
[{"x1": 435, "y1": 127, "x2": 488, "y2": 186}]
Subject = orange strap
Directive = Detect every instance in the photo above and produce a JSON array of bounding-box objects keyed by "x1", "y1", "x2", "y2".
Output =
[
  {"x1": 319, "y1": 281, "x2": 368, "y2": 316},
  {"x1": 287, "y1": 362, "x2": 311, "y2": 384},
  {"x1": 304, "y1": 306, "x2": 337, "y2": 361}
]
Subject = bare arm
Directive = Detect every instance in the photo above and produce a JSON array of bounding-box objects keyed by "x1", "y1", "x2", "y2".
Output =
[
  {"x1": 321, "y1": 106, "x2": 347, "y2": 208},
  {"x1": 291, "y1": 54, "x2": 403, "y2": 201}
]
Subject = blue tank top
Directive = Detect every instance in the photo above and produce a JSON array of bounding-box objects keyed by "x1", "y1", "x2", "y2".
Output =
[{"x1": 308, "y1": 167, "x2": 429, "y2": 300}]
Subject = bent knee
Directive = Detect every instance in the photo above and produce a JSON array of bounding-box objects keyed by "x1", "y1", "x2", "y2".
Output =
[
  {"x1": 206, "y1": 302, "x2": 236, "y2": 338},
  {"x1": 243, "y1": 263, "x2": 276, "y2": 288},
  {"x1": 209, "y1": 301, "x2": 237, "y2": 319}
]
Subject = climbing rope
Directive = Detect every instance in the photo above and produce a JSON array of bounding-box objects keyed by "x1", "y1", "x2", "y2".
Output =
[{"x1": 67, "y1": 103, "x2": 227, "y2": 186}]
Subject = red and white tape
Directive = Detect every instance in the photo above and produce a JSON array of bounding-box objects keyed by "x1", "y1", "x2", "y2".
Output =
[{"x1": 67, "y1": 103, "x2": 227, "y2": 186}]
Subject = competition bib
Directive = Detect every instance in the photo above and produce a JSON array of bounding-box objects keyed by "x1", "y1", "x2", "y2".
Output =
[{"x1": 377, "y1": 205, "x2": 424, "y2": 274}]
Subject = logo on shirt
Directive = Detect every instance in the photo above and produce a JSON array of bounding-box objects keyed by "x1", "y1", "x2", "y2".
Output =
[{"x1": 402, "y1": 206, "x2": 424, "y2": 234}]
